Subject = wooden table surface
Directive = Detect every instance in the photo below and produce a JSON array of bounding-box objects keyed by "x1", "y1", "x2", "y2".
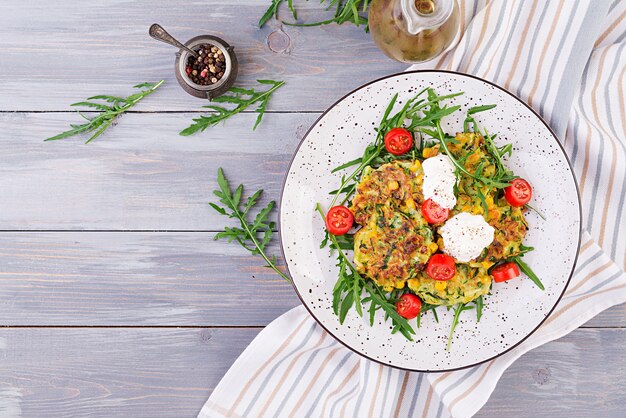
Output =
[{"x1": 1, "y1": 1, "x2": 624, "y2": 416}]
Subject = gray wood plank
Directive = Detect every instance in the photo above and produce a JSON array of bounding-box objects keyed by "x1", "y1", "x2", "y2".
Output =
[
  {"x1": 0, "y1": 112, "x2": 314, "y2": 230},
  {"x1": 2, "y1": 231, "x2": 620, "y2": 328},
  {"x1": 583, "y1": 304, "x2": 626, "y2": 328},
  {"x1": 478, "y1": 329, "x2": 626, "y2": 417},
  {"x1": 0, "y1": 327, "x2": 259, "y2": 417},
  {"x1": 0, "y1": 232, "x2": 298, "y2": 326},
  {"x1": 1, "y1": 327, "x2": 625, "y2": 417},
  {"x1": 0, "y1": 0, "x2": 404, "y2": 112}
]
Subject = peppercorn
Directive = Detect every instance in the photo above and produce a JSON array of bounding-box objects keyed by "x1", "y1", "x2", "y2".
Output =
[{"x1": 185, "y1": 43, "x2": 228, "y2": 86}]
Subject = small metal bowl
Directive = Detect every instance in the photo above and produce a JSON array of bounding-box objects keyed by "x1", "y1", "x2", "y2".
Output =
[{"x1": 175, "y1": 35, "x2": 238, "y2": 100}]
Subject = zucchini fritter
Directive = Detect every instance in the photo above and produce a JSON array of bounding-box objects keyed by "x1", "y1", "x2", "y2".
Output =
[{"x1": 351, "y1": 161, "x2": 436, "y2": 291}]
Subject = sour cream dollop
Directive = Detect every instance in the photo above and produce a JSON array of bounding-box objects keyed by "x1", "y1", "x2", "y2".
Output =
[
  {"x1": 422, "y1": 154, "x2": 457, "y2": 209},
  {"x1": 439, "y1": 212, "x2": 495, "y2": 262}
]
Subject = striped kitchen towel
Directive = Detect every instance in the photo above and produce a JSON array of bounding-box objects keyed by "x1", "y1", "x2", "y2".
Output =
[{"x1": 200, "y1": 0, "x2": 626, "y2": 417}]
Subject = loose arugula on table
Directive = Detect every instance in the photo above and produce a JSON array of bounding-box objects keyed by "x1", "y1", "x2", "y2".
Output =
[
  {"x1": 210, "y1": 167, "x2": 290, "y2": 282},
  {"x1": 44, "y1": 80, "x2": 164, "y2": 143},
  {"x1": 259, "y1": 0, "x2": 369, "y2": 31},
  {"x1": 319, "y1": 88, "x2": 544, "y2": 349},
  {"x1": 180, "y1": 79, "x2": 285, "y2": 136}
]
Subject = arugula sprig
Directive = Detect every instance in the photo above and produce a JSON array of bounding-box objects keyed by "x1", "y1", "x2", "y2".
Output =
[
  {"x1": 211, "y1": 168, "x2": 290, "y2": 282},
  {"x1": 422, "y1": 102, "x2": 517, "y2": 189},
  {"x1": 329, "y1": 88, "x2": 463, "y2": 207},
  {"x1": 446, "y1": 303, "x2": 476, "y2": 351},
  {"x1": 180, "y1": 80, "x2": 284, "y2": 135},
  {"x1": 463, "y1": 104, "x2": 496, "y2": 132},
  {"x1": 416, "y1": 302, "x2": 440, "y2": 328},
  {"x1": 45, "y1": 80, "x2": 164, "y2": 143},
  {"x1": 260, "y1": 0, "x2": 369, "y2": 31},
  {"x1": 259, "y1": 0, "x2": 295, "y2": 27},
  {"x1": 316, "y1": 204, "x2": 416, "y2": 340},
  {"x1": 510, "y1": 255, "x2": 545, "y2": 290}
]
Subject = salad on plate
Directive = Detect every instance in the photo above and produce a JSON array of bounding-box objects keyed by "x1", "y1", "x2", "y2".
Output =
[{"x1": 316, "y1": 87, "x2": 544, "y2": 349}]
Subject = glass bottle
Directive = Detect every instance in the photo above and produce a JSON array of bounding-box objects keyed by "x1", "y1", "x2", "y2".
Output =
[{"x1": 369, "y1": 0, "x2": 460, "y2": 63}]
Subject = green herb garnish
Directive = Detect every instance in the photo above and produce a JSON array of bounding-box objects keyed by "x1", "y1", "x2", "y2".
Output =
[
  {"x1": 425, "y1": 102, "x2": 516, "y2": 189},
  {"x1": 474, "y1": 295, "x2": 484, "y2": 322},
  {"x1": 44, "y1": 80, "x2": 164, "y2": 143},
  {"x1": 447, "y1": 302, "x2": 475, "y2": 351},
  {"x1": 211, "y1": 168, "x2": 290, "y2": 282},
  {"x1": 259, "y1": 0, "x2": 298, "y2": 27},
  {"x1": 511, "y1": 255, "x2": 545, "y2": 290},
  {"x1": 260, "y1": 0, "x2": 369, "y2": 31},
  {"x1": 417, "y1": 302, "x2": 440, "y2": 328},
  {"x1": 180, "y1": 80, "x2": 284, "y2": 135},
  {"x1": 463, "y1": 104, "x2": 496, "y2": 132},
  {"x1": 329, "y1": 88, "x2": 462, "y2": 207},
  {"x1": 525, "y1": 203, "x2": 547, "y2": 220}
]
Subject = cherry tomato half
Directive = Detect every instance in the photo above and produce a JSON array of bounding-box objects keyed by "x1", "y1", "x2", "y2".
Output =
[
  {"x1": 426, "y1": 254, "x2": 456, "y2": 281},
  {"x1": 384, "y1": 128, "x2": 413, "y2": 155},
  {"x1": 504, "y1": 178, "x2": 532, "y2": 207},
  {"x1": 395, "y1": 293, "x2": 422, "y2": 319},
  {"x1": 325, "y1": 205, "x2": 354, "y2": 235},
  {"x1": 491, "y1": 262, "x2": 521, "y2": 282},
  {"x1": 421, "y1": 198, "x2": 450, "y2": 224}
]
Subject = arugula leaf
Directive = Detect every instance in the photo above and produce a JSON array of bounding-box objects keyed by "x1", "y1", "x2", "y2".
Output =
[
  {"x1": 211, "y1": 168, "x2": 290, "y2": 282},
  {"x1": 416, "y1": 302, "x2": 440, "y2": 328},
  {"x1": 447, "y1": 303, "x2": 475, "y2": 351},
  {"x1": 512, "y1": 256, "x2": 545, "y2": 290},
  {"x1": 260, "y1": 0, "x2": 370, "y2": 31},
  {"x1": 525, "y1": 203, "x2": 547, "y2": 220},
  {"x1": 180, "y1": 80, "x2": 284, "y2": 135},
  {"x1": 45, "y1": 80, "x2": 164, "y2": 143},
  {"x1": 475, "y1": 296, "x2": 484, "y2": 322},
  {"x1": 464, "y1": 104, "x2": 496, "y2": 132},
  {"x1": 259, "y1": 0, "x2": 283, "y2": 27}
]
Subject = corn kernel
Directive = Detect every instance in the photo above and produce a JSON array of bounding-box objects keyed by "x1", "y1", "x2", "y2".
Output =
[
  {"x1": 388, "y1": 180, "x2": 399, "y2": 191},
  {"x1": 423, "y1": 145, "x2": 440, "y2": 159},
  {"x1": 435, "y1": 281, "x2": 447, "y2": 291},
  {"x1": 409, "y1": 160, "x2": 422, "y2": 172},
  {"x1": 406, "y1": 199, "x2": 416, "y2": 210},
  {"x1": 428, "y1": 242, "x2": 439, "y2": 252}
]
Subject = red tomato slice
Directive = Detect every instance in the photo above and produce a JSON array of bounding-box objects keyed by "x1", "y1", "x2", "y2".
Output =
[
  {"x1": 421, "y1": 198, "x2": 450, "y2": 224},
  {"x1": 384, "y1": 128, "x2": 413, "y2": 155},
  {"x1": 491, "y1": 262, "x2": 521, "y2": 282},
  {"x1": 504, "y1": 178, "x2": 532, "y2": 207},
  {"x1": 325, "y1": 205, "x2": 354, "y2": 235},
  {"x1": 426, "y1": 254, "x2": 456, "y2": 281},
  {"x1": 395, "y1": 293, "x2": 422, "y2": 319}
]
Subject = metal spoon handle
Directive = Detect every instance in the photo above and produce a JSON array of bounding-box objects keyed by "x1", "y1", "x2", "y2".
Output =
[{"x1": 149, "y1": 24, "x2": 199, "y2": 57}]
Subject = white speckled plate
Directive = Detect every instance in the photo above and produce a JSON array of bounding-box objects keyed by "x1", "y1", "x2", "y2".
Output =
[{"x1": 279, "y1": 71, "x2": 581, "y2": 372}]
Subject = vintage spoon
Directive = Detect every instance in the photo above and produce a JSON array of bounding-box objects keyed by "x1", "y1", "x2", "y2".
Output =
[{"x1": 149, "y1": 24, "x2": 199, "y2": 58}]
